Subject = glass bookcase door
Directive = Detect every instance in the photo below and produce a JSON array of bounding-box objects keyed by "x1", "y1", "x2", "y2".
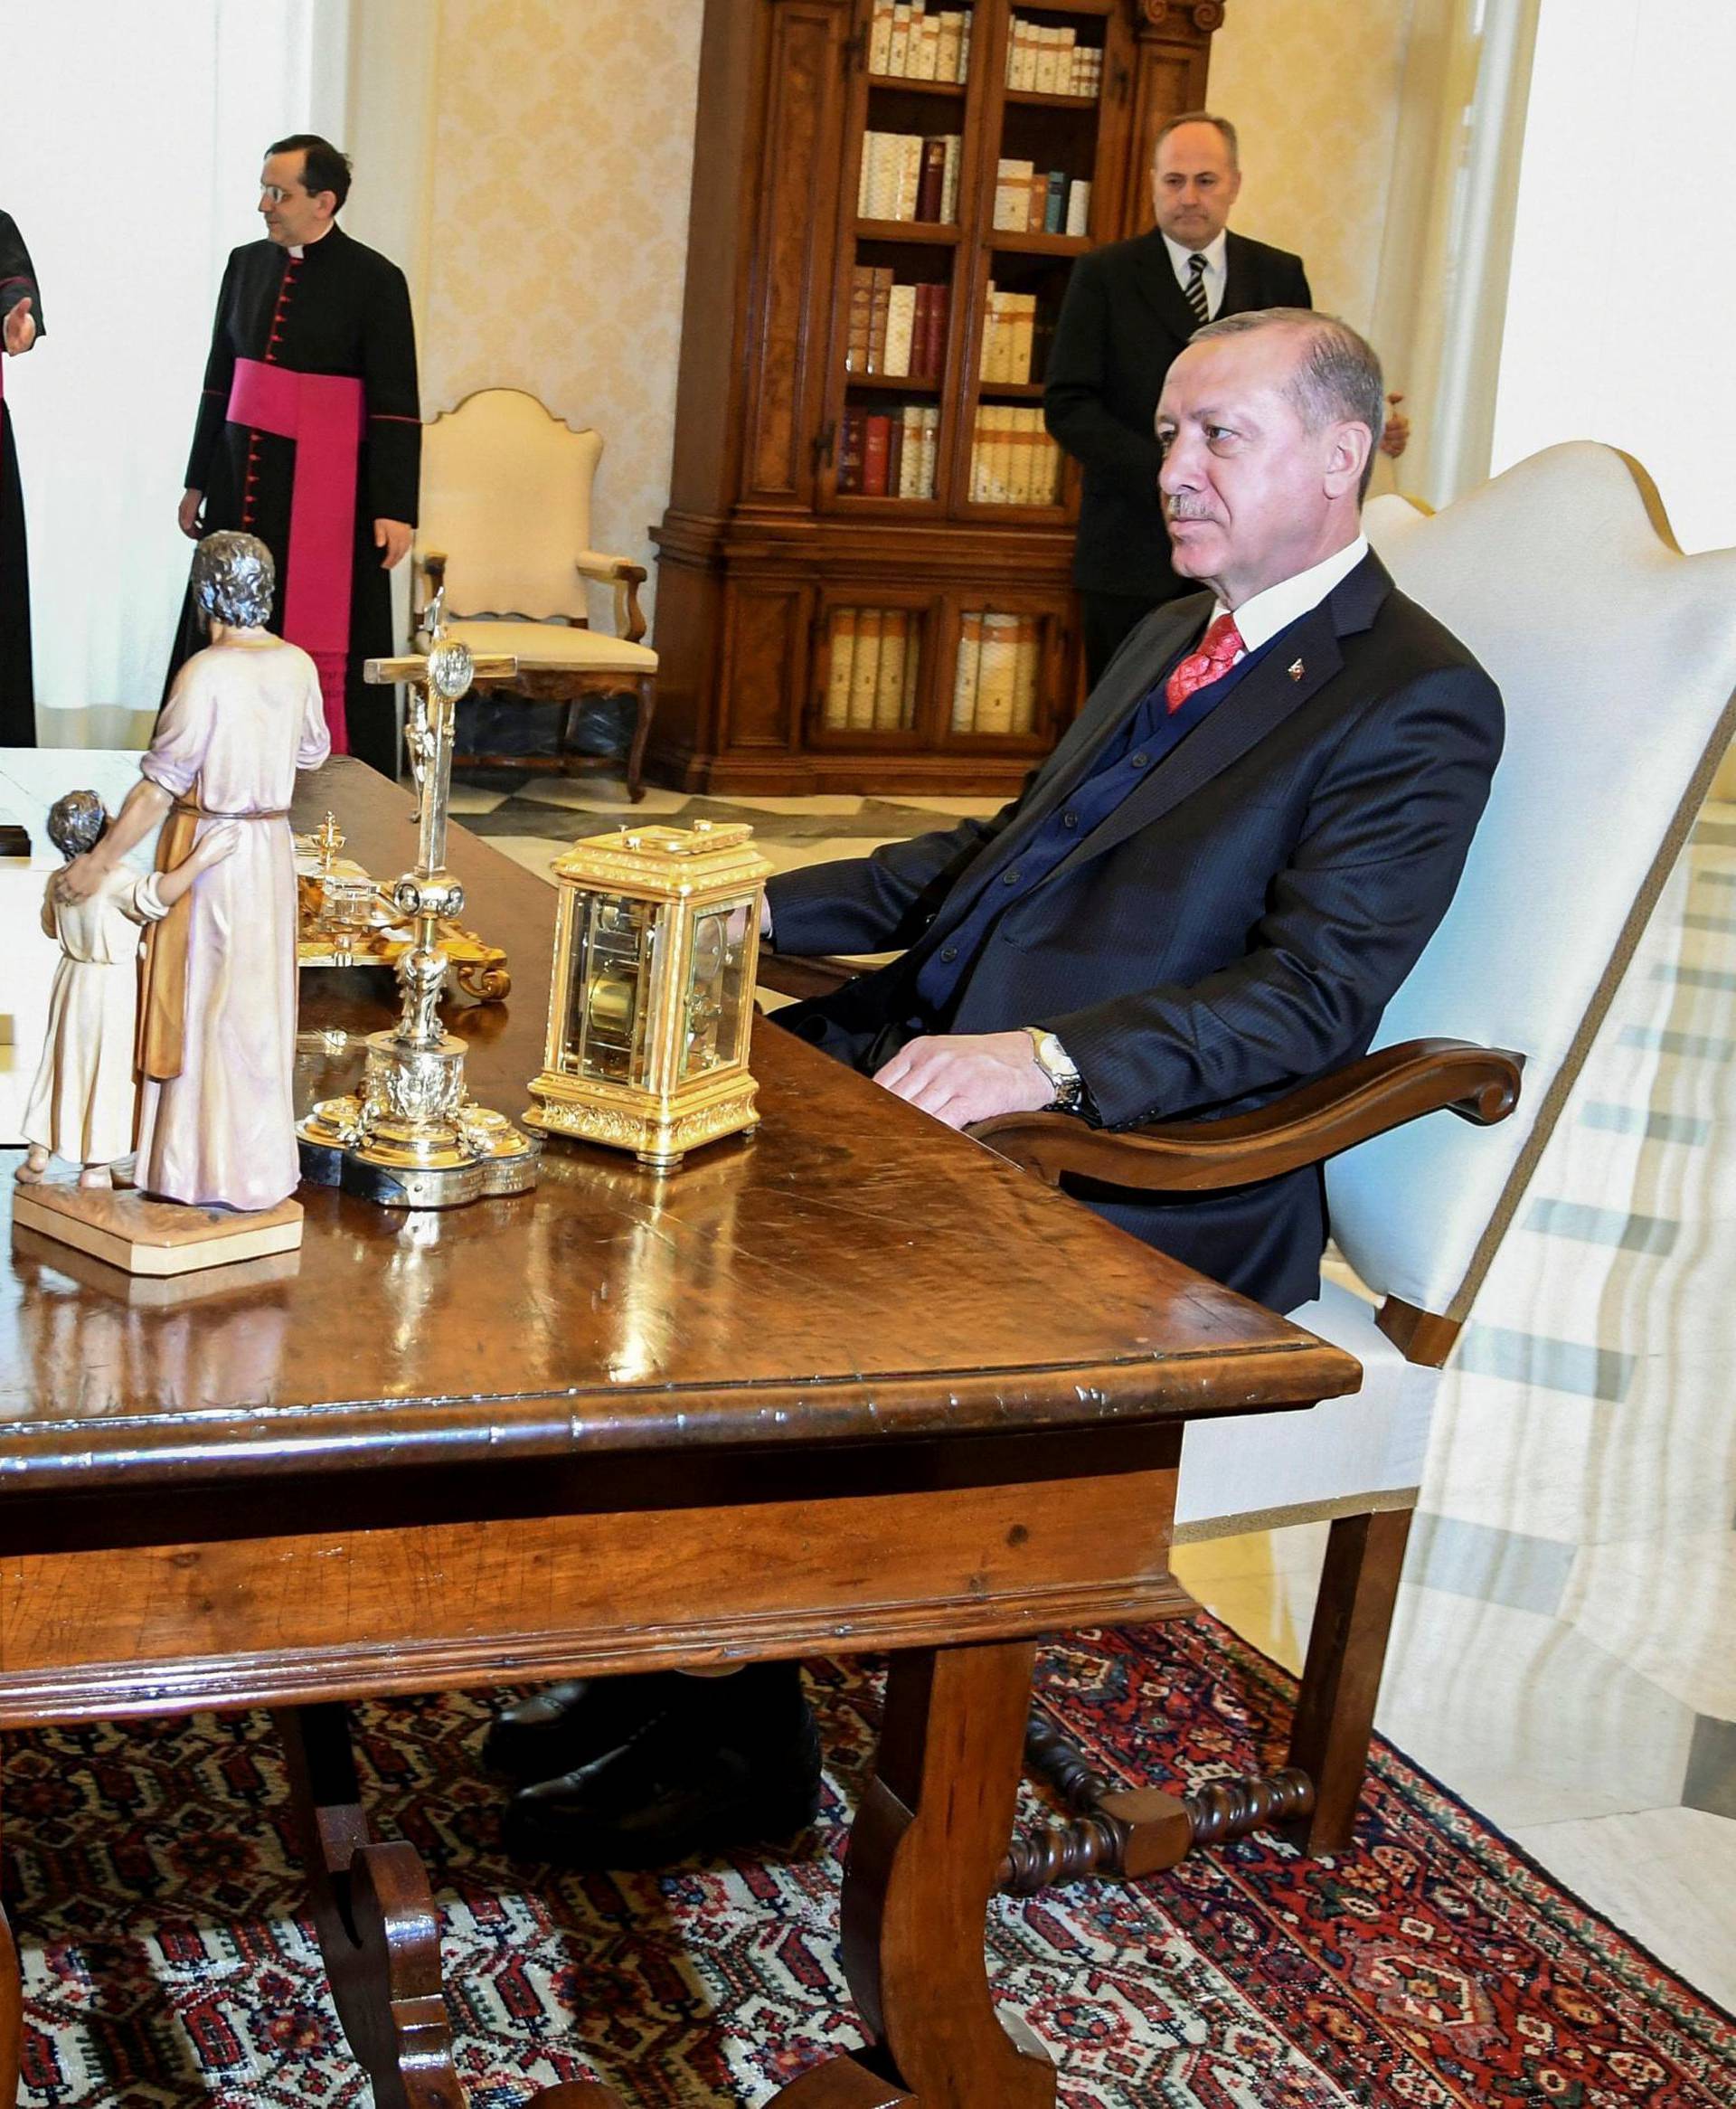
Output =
[
  {"x1": 811, "y1": 596, "x2": 934, "y2": 744},
  {"x1": 941, "y1": 596, "x2": 1068, "y2": 750}
]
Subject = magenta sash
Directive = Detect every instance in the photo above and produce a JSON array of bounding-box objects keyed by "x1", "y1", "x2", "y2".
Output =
[{"x1": 227, "y1": 355, "x2": 366, "y2": 752}]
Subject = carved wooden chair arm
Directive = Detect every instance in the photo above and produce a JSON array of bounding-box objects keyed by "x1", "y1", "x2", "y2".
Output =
[
  {"x1": 967, "y1": 1038, "x2": 1524, "y2": 1191},
  {"x1": 574, "y1": 552, "x2": 650, "y2": 643}
]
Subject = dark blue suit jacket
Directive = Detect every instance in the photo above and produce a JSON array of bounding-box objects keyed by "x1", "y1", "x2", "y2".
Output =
[{"x1": 766, "y1": 553, "x2": 1505, "y2": 1313}]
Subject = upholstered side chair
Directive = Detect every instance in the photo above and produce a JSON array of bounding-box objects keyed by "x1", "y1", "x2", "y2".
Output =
[
  {"x1": 414, "y1": 388, "x2": 658, "y2": 799},
  {"x1": 760, "y1": 443, "x2": 1736, "y2": 1884}
]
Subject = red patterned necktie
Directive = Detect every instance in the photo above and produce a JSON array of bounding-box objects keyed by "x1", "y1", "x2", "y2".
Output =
[{"x1": 1164, "y1": 611, "x2": 1244, "y2": 713}]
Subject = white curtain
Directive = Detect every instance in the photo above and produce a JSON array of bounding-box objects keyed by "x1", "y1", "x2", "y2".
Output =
[
  {"x1": 5, "y1": 0, "x2": 349, "y2": 745},
  {"x1": 1491, "y1": 0, "x2": 1736, "y2": 556}
]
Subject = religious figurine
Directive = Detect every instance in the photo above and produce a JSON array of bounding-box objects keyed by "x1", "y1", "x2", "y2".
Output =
[
  {"x1": 55, "y1": 531, "x2": 330, "y2": 1210},
  {"x1": 16, "y1": 792, "x2": 237, "y2": 1190}
]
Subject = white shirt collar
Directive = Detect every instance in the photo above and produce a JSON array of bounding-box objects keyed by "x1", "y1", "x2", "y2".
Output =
[
  {"x1": 287, "y1": 222, "x2": 336, "y2": 260},
  {"x1": 1216, "y1": 535, "x2": 1370, "y2": 654},
  {"x1": 1162, "y1": 228, "x2": 1228, "y2": 305}
]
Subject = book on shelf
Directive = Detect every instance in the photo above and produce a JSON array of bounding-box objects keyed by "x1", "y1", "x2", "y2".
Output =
[
  {"x1": 859, "y1": 132, "x2": 963, "y2": 223},
  {"x1": 974, "y1": 612, "x2": 1020, "y2": 733},
  {"x1": 969, "y1": 405, "x2": 1061, "y2": 506},
  {"x1": 1005, "y1": 17, "x2": 1099, "y2": 97},
  {"x1": 873, "y1": 610, "x2": 910, "y2": 728},
  {"x1": 849, "y1": 609, "x2": 883, "y2": 730},
  {"x1": 883, "y1": 280, "x2": 917, "y2": 376},
  {"x1": 914, "y1": 137, "x2": 947, "y2": 222},
  {"x1": 993, "y1": 162, "x2": 1093, "y2": 237},
  {"x1": 951, "y1": 612, "x2": 1042, "y2": 736},
  {"x1": 910, "y1": 281, "x2": 949, "y2": 379},
  {"x1": 993, "y1": 157, "x2": 1034, "y2": 232},
  {"x1": 861, "y1": 412, "x2": 893, "y2": 497},
  {"x1": 978, "y1": 285, "x2": 1038, "y2": 384},
  {"x1": 871, "y1": 2, "x2": 972, "y2": 84},
  {"x1": 825, "y1": 608, "x2": 857, "y2": 728}
]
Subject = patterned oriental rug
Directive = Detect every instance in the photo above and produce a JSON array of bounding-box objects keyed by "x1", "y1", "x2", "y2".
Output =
[{"x1": 5, "y1": 1617, "x2": 1731, "y2": 2108}]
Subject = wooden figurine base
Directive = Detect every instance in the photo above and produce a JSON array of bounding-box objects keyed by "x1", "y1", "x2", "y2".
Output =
[{"x1": 12, "y1": 1181, "x2": 304, "y2": 1277}]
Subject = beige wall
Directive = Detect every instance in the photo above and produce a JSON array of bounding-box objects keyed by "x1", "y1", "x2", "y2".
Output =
[
  {"x1": 418, "y1": 0, "x2": 705, "y2": 623},
  {"x1": 1210, "y1": 0, "x2": 1417, "y2": 337}
]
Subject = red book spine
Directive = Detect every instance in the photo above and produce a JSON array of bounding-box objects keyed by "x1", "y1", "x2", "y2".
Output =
[
  {"x1": 861, "y1": 413, "x2": 892, "y2": 497},
  {"x1": 914, "y1": 137, "x2": 947, "y2": 222},
  {"x1": 886, "y1": 412, "x2": 905, "y2": 494}
]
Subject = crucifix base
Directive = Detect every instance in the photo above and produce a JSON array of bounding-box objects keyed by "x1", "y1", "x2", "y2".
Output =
[{"x1": 298, "y1": 1028, "x2": 542, "y2": 1208}]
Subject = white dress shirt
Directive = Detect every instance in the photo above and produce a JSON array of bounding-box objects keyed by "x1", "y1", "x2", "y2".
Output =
[
  {"x1": 1162, "y1": 229, "x2": 1228, "y2": 320},
  {"x1": 1214, "y1": 534, "x2": 1371, "y2": 658}
]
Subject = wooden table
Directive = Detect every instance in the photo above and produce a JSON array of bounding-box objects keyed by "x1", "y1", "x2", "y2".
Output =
[{"x1": 0, "y1": 759, "x2": 1358, "y2": 2109}]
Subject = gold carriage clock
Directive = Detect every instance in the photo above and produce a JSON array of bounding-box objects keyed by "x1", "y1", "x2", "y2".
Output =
[{"x1": 524, "y1": 819, "x2": 774, "y2": 1168}]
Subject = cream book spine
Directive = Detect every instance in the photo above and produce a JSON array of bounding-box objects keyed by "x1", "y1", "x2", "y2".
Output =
[
  {"x1": 952, "y1": 611, "x2": 984, "y2": 731},
  {"x1": 976, "y1": 613, "x2": 1019, "y2": 733},
  {"x1": 826, "y1": 610, "x2": 858, "y2": 729},
  {"x1": 935, "y1": 9, "x2": 963, "y2": 80},
  {"x1": 1065, "y1": 178, "x2": 1091, "y2": 238},
  {"x1": 1012, "y1": 616, "x2": 1041, "y2": 734},
  {"x1": 1012, "y1": 293, "x2": 1036, "y2": 383},
  {"x1": 889, "y1": 2, "x2": 913, "y2": 75},
  {"x1": 914, "y1": 6, "x2": 940, "y2": 80},
  {"x1": 898, "y1": 405, "x2": 922, "y2": 497},
  {"x1": 1006, "y1": 409, "x2": 1033, "y2": 506},
  {"x1": 849, "y1": 609, "x2": 883, "y2": 730},
  {"x1": 874, "y1": 610, "x2": 910, "y2": 728},
  {"x1": 940, "y1": 134, "x2": 961, "y2": 222},
  {"x1": 919, "y1": 405, "x2": 939, "y2": 497},
  {"x1": 957, "y1": 9, "x2": 971, "y2": 81},
  {"x1": 989, "y1": 409, "x2": 1014, "y2": 505},
  {"x1": 1034, "y1": 25, "x2": 1061, "y2": 95},
  {"x1": 884, "y1": 281, "x2": 917, "y2": 376},
  {"x1": 994, "y1": 158, "x2": 1033, "y2": 232},
  {"x1": 870, "y1": 0, "x2": 894, "y2": 73}
]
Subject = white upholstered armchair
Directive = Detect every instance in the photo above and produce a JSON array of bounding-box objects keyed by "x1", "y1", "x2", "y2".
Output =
[
  {"x1": 761, "y1": 443, "x2": 1736, "y2": 1879},
  {"x1": 414, "y1": 388, "x2": 658, "y2": 799}
]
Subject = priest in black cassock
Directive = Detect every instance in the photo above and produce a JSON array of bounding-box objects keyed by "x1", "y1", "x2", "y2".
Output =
[
  {"x1": 1, "y1": 209, "x2": 42, "y2": 745},
  {"x1": 168, "y1": 136, "x2": 420, "y2": 776}
]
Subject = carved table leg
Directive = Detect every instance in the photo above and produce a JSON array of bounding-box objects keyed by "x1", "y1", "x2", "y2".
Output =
[
  {"x1": 773, "y1": 1640, "x2": 1055, "y2": 2109},
  {"x1": 277, "y1": 1704, "x2": 469, "y2": 2109}
]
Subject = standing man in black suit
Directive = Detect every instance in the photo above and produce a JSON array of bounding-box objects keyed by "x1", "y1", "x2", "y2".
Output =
[
  {"x1": 489, "y1": 310, "x2": 1503, "y2": 1870},
  {"x1": 1045, "y1": 111, "x2": 1311, "y2": 687}
]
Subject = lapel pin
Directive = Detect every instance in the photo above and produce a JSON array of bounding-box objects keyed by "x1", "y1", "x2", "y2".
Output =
[{"x1": 1288, "y1": 658, "x2": 1306, "y2": 681}]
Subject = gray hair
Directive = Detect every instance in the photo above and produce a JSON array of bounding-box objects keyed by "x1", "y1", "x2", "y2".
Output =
[
  {"x1": 193, "y1": 531, "x2": 276, "y2": 630},
  {"x1": 1190, "y1": 307, "x2": 1386, "y2": 497},
  {"x1": 46, "y1": 790, "x2": 108, "y2": 860},
  {"x1": 1153, "y1": 111, "x2": 1240, "y2": 169}
]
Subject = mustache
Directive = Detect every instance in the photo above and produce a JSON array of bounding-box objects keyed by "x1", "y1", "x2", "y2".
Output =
[{"x1": 1165, "y1": 497, "x2": 1216, "y2": 521}]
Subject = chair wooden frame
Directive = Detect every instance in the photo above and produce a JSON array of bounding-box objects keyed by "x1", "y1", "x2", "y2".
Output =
[{"x1": 758, "y1": 950, "x2": 1524, "y2": 1883}]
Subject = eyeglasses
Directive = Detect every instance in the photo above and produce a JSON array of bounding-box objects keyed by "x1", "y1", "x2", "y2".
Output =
[{"x1": 259, "y1": 184, "x2": 303, "y2": 206}]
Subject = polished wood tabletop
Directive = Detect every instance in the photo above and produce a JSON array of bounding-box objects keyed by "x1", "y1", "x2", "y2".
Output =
[{"x1": 0, "y1": 758, "x2": 1359, "y2": 2109}]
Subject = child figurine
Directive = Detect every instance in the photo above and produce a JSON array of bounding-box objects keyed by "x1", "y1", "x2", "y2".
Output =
[{"x1": 16, "y1": 791, "x2": 237, "y2": 1190}]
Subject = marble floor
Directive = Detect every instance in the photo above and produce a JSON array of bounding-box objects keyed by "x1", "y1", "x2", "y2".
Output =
[{"x1": 458, "y1": 766, "x2": 1736, "y2": 2017}]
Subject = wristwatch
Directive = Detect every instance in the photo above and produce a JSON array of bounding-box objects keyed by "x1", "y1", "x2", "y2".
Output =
[{"x1": 1025, "y1": 1026, "x2": 1084, "y2": 1112}]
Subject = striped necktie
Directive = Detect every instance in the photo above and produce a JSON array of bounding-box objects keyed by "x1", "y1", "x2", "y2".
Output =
[{"x1": 1185, "y1": 251, "x2": 1211, "y2": 326}]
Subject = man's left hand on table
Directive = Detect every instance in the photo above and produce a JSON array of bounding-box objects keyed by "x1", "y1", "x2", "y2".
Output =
[{"x1": 873, "y1": 1030, "x2": 1054, "y2": 1129}]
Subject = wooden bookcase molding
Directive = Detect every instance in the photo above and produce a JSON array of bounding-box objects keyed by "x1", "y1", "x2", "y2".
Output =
[{"x1": 651, "y1": 0, "x2": 1219, "y2": 796}]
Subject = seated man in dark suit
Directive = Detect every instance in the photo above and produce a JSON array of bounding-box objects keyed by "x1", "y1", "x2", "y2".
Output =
[{"x1": 495, "y1": 310, "x2": 1505, "y2": 1871}]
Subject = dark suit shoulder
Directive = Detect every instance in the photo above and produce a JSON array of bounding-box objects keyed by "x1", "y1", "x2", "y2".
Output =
[
  {"x1": 1223, "y1": 230, "x2": 1307, "y2": 279},
  {"x1": 1367, "y1": 580, "x2": 1498, "y2": 691}
]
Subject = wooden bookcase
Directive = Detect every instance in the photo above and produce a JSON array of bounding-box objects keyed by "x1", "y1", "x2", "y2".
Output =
[{"x1": 651, "y1": 0, "x2": 1220, "y2": 795}]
